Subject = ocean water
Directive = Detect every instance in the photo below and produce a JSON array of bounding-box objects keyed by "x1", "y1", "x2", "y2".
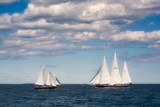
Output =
[{"x1": 0, "y1": 84, "x2": 160, "y2": 107}]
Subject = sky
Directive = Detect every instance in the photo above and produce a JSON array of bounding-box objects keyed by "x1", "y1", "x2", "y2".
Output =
[{"x1": 0, "y1": 0, "x2": 160, "y2": 84}]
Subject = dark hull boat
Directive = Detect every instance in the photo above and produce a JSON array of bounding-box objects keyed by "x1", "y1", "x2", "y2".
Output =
[
  {"x1": 35, "y1": 85, "x2": 56, "y2": 89},
  {"x1": 95, "y1": 84, "x2": 110, "y2": 88},
  {"x1": 35, "y1": 66, "x2": 61, "y2": 89},
  {"x1": 95, "y1": 84, "x2": 131, "y2": 88}
]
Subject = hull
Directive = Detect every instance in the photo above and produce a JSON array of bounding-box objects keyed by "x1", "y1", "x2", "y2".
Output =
[
  {"x1": 35, "y1": 85, "x2": 56, "y2": 89},
  {"x1": 95, "y1": 84, "x2": 131, "y2": 88},
  {"x1": 95, "y1": 84, "x2": 110, "y2": 88}
]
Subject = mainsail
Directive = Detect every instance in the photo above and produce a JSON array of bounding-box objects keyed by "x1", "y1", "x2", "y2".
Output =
[
  {"x1": 35, "y1": 66, "x2": 45, "y2": 86},
  {"x1": 90, "y1": 56, "x2": 110, "y2": 85},
  {"x1": 121, "y1": 61, "x2": 131, "y2": 84},
  {"x1": 46, "y1": 72, "x2": 56, "y2": 87},
  {"x1": 109, "y1": 52, "x2": 121, "y2": 85}
]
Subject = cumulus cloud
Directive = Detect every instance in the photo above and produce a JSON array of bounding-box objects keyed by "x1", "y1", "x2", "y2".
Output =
[
  {"x1": 1, "y1": 0, "x2": 160, "y2": 31},
  {"x1": 28, "y1": 0, "x2": 127, "y2": 21},
  {"x1": 66, "y1": 32, "x2": 96, "y2": 42},
  {"x1": 108, "y1": 30, "x2": 160, "y2": 42},
  {"x1": 0, "y1": 0, "x2": 160, "y2": 58},
  {"x1": 103, "y1": 30, "x2": 160, "y2": 49},
  {"x1": 15, "y1": 29, "x2": 45, "y2": 36},
  {"x1": 4, "y1": 30, "x2": 74, "y2": 50}
]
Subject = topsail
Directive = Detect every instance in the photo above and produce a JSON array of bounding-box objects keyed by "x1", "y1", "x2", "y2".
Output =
[{"x1": 35, "y1": 66, "x2": 45, "y2": 86}]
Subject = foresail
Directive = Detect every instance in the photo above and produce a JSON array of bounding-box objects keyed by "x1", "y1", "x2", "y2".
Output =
[
  {"x1": 109, "y1": 52, "x2": 121, "y2": 85},
  {"x1": 35, "y1": 67, "x2": 45, "y2": 85},
  {"x1": 89, "y1": 67, "x2": 101, "y2": 84},
  {"x1": 52, "y1": 72, "x2": 61, "y2": 85},
  {"x1": 90, "y1": 56, "x2": 110, "y2": 85},
  {"x1": 121, "y1": 61, "x2": 131, "y2": 84},
  {"x1": 55, "y1": 77, "x2": 61, "y2": 85},
  {"x1": 50, "y1": 72, "x2": 56, "y2": 87}
]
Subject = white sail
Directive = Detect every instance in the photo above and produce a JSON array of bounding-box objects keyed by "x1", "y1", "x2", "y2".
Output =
[
  {"x1": 109, "y1": 52, "x2": 121, "y2": 85},
  {"x1": 35, "y1": 66, "x2": 45, "y2": 85},
  {"x1": 46, "y1": 72, "x2": 52, "y2": 86},
  {"x1": 51, "y1": 71, "x2": 61, "y2": 85},
  {"x1": 90, "y1": 56, "x2": 110, "y2": 85},
  {"x1": 121, "y1": 61, "x2": 131, "y2": 84},
  {"x1": 50, "y1": 72, "x2": 56, "y2": 87},
  {"x1": 99, "y1": 56, "x2": 110, "y2": 84},
  {"x1": 90, "y1": 68, "x2": 101, "y2": 84}
]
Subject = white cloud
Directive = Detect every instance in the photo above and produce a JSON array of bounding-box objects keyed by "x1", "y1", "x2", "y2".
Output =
[
  {"x1": 2, "y1": 29, "x2": 77, "y2": 54},
  {"x1": 80, "y1": 2, "x2": 126, "y2": 21},
  {"x1": 27, "y1": 1, "x2": 127, "y2": 21},
  {"x1": 108, "y1": 30, "x2": 160, "y2": 42},
  {"x1": 0, "y1": 0, "x2": 16, "y2": 4},
  {"x1": 1, "y1": 0, "x2": 160, "y2": 58},
  {"x1": 66, "y1": 32, "x2": 96, "y2": 42},
  {"x1": 128, "y1": 0, "x2": 160, "y2": 10},
  {"x1": 15, "y1": 29, "x2": 45, "y2": 36},
  {"x1": 103, "y1": 30, "x2": 160, "y2": 49},
  {"x1": 1, "y1": 0, "x2": 160, "y2": 32},
  {"x1": 24, "y1": 3, "x2": 79, "y2": 20},
  {"x1": 0, "y1": 14, "x2": 118, "y2": 31},
  {"x1": 29, "y1": 0, "x2": 160, "y2": 21},
  {"x1": 80, "y1": 44, "x2": 110, "y2": 49},
  {"x1": 108, "y1": 31, "x2": 146, "y2": 41}
]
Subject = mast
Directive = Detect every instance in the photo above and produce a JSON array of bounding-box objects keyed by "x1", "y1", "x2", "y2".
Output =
[
  {"x1": 121, "y1": 61, "x2": 131, "y2": 84},
  {"x1": 90, "y1": 56, "x2": 110, "y2": 85},
  {"x1": 109, "y1": 51, "x2": 121, "y2": 85},
  {"x1": 35, "y1": 66, "x2": 45, "y2": 85}
]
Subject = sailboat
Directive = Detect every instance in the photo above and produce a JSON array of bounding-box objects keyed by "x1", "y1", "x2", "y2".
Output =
[
  {"x1": 35, "y1": 66, "x2": 61, "y2": 89},
  {"x1": 90, "y1": 52, "x2": 132, "y2": 88}
]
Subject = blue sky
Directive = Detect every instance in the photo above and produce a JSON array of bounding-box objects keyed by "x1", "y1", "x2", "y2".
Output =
[{"x1": 0, "y1": 0, "x2": 160, "y2": 84}]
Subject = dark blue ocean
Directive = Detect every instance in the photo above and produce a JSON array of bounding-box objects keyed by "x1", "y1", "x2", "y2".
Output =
[{"x1": 0, "y1": 84, "x2": 160, "y2": 107}]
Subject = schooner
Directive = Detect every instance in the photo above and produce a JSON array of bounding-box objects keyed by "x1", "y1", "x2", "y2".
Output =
[
  {"x1": 35, "y1": 66, "x2": 61, "y2": 89},
  {"x1": 90, "y1": 52, "x2": 132, "y2": 87}
]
